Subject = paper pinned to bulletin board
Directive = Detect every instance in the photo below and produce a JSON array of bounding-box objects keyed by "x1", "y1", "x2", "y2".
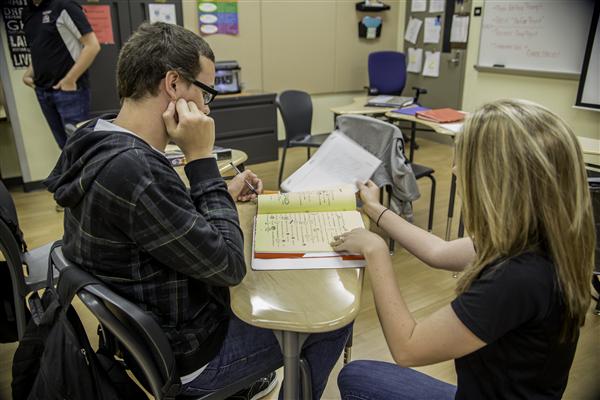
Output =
[
  {"x1": 82, "y1": 5, "x2": 114, "y2": 45},
  {"x1": 198, "y1": 0, "x2": 239, "y2": 35}
]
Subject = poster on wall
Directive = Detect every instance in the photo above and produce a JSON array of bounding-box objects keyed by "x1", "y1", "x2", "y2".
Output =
[
  {"x1": 197, "y1": 0, "x2": 238, "y2": 35},
  {"x1": 2, "y1": 0, "x2": 31, "y2": 69},
  {"x1": 82, "y1": 5, "x2": 114, "y2": 45}
]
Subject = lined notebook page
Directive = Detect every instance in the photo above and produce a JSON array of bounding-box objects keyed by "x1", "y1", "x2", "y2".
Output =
[{"x1": 254, "y1": 211, "x2": 364, "y2": 253}]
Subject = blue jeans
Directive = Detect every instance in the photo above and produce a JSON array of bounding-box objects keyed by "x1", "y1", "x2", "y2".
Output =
[
  {"x1": 34, "y1": 87, "x2": 90, "y2": 149},
  {"x1": 338, "y1": 360, "x2": 456, "y2": 400},
  {"x1": 181, "y1": 315, "x2": 352, "y2": 399}
]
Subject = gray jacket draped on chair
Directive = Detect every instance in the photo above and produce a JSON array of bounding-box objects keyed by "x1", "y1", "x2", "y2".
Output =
[{"x1": 336, "y1": 114, "x2": 420, "y2": 220}]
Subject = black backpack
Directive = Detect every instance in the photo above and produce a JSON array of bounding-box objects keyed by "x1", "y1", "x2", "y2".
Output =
[{"x1": 11, "y1": 253, "x2": 147, "y2": 400}]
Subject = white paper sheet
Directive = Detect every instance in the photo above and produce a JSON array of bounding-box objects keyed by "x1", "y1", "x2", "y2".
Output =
[
  {"x1": 148, "y1": 3, "x2": 176, "y2": 25},
  {"x1": 450, "y1": 15, "x2": 469, "y2": 43},
  {"x1": 424, "y1": 17, "x2": 442, "y2": 44},
  {"x1": 404, "y1": 18, "x2": 423, "y2": 45},
  {"x1": 280, "y1": 132, "x2": 382, "y2": 193},
  {"x1": 411, "y1": 0, "x2": 427, "y2": 12},
  {"x1": 422, "y1": 51, "x2": 441, "y2": 77},
  {"x1": 252, "y1": 256, "x2": 366, "y2": 270},
  {"x1": 429, "y1": 0, "x2": 444, "y2": 12},
  {"x1": 407, "y1": 47, "x2": 423, "y2": 73},
  {"x1": 438, "y1": 122, "x2": 464, "y2": 134}
]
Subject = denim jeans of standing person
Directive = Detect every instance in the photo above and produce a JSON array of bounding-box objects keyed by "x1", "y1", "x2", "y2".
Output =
[
  {"x1": 338, "y1": 360, "x2": 456, "y2": 400},
  {"x1": 181, "y1": 315, "x2": 352, "y2": 399},
  {"x1": 35, "y1": 87, "x2": 90, "y2": 149}
]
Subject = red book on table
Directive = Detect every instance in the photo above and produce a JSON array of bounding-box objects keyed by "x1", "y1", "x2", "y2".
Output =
[{"x1": 415, "y1": 108, "x2": 465, "y2": 123}]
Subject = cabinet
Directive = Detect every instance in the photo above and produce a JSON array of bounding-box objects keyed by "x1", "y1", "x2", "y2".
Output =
[{"x1": 210, "y1": 93, "x2": 278, "y2": 164}]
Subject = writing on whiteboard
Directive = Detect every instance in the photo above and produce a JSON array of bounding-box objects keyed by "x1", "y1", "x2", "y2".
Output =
[{"x1": 478, "y1": 1, "x2": 593, "y2": 73}]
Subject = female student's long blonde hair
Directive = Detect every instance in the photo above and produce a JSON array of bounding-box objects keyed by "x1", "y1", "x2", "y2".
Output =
[{"x1": 454, "y1": 99, "x2": 595, "y2": 340}]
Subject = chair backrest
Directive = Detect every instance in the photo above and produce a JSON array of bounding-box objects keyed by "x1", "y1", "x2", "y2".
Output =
[
  {"x1": 0, "y1": 180, "x2": 27, "y2": 299},
  {"x1": 368, "y1": 51, "x2": 407, "y2": 95},
  {"x1": 276, "y1": 90, "x2": 313, "y2": 142},
  {"x1": 50, "y1": 246, "x2": 180, "y2": 400}
]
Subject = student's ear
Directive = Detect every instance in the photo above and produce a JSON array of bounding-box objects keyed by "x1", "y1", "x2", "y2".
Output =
[{"x1": 164, "y1": 71, "x2": 178, "y2": 101}]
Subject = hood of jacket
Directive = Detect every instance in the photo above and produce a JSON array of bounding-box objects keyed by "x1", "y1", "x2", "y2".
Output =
[{"x1": 44, "y1": 116, "x2": 149, "y2": 208}]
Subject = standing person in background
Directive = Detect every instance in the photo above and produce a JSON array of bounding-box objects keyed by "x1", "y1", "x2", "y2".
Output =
[{"x1": 23, "y1": 0, "x2": 100, "y2": 149}]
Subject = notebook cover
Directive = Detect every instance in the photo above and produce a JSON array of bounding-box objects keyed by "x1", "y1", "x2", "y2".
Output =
[
  {"x1": 416, "y1": 108, "x2": 465, "y2": 123},
  {"x1": 391, "y1": 105, "x2": 431, "y2": 116}
]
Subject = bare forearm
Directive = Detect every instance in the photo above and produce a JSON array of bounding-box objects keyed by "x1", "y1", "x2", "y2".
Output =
[
  {"x1": 63, "y1": 44, "x2": 99, "y2": 84},
  {"x1": 365, "y1": 247, "x2": 417, "y2": 365},
  {"x1": 364, "y1": 202, "x2": 475, "y2": 271}
]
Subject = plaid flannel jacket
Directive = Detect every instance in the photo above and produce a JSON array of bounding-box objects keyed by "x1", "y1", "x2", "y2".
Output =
[{"x1": 46, "y1": 126, "x2": 245, "y2": 374}]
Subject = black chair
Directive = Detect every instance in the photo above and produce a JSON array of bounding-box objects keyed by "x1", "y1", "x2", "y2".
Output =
[
  {"x1": 50, "y1": 246, "x2": 282, "y2": 400},
  {"x1": 0, "y1": 180, "x2": 55, "y2": 340},
  {"x1": 276, "y1": 90, "x2": 330, "y2": 187}
]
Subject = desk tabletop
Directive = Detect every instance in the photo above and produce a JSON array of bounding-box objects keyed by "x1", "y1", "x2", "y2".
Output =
[
  {"x1": 330, "y1": 96, "x2": 396, "y2": 115},
  {"x1": 385, "y1": 111, "x2": 459, "y2": 137},
  {"x1": 230, "y1": 202, "x2": 365, "y2": 333}
]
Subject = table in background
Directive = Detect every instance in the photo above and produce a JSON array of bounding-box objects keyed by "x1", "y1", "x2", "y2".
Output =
[
  {"x1": 331, "y1": 96, "x2": 450, "y2": 163},
  {"x1": 174, "y1": 149, "x2": 248, "y2": 186},
  {"x1": 230, "y1": 202, "x2": 365, "y2": 399}
]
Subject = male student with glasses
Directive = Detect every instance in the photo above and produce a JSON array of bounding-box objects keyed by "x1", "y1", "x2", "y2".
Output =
[{"x1": 45, "y1": 22, "x2": 351, "y2": 399}]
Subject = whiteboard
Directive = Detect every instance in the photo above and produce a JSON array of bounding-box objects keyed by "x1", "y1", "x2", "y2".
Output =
[{"x1": 478, "y1": 1, "x2": 595, "y2": 74}]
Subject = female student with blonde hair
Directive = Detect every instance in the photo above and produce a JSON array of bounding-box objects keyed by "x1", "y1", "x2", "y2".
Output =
[{"x1": 332, "y1": 99, "x2": 595, "y2": 399}]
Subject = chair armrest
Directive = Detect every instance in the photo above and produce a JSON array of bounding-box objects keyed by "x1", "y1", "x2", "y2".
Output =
[
  {"x1": 365, "y1": 86, "x2": 379, "y2": 96},
  {"x1": 411, "y1": 86, "x2": 428, "y2": 104}
]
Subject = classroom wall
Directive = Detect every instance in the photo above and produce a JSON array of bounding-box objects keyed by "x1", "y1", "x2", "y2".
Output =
[
  {"x1": 183, "y1": 0, "x2": 405, "y2": 138},
  {"x1": 0, "y1": 24, "x2": 60, "y2": 183},
  {"x1": 462, "y1": 0, "x2": 600, "y2": 163}
]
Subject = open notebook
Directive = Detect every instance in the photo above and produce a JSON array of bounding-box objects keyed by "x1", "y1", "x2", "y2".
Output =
[{"x1": 252, "y1": 186, "x2": 367, "y2": 270}]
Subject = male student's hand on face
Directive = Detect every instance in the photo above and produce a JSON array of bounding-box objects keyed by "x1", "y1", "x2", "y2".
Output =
[
  {"x1": 227, "y1": 169, "x2": 263, "y2": 202},
  {"x1": 163, "y1": 99, "x2": 215, "y2": 162}
]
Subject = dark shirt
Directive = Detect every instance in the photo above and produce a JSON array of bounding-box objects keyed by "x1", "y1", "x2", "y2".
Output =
[
  {"x1": 24, "y1": 0, "x2": 93, "y2": 89},
  {"x1": 451, "y1": 252, "x2": 578, "y2": 399},
  {"x1": 44, "y1": 118, "x2": 246, "y2": 375}
]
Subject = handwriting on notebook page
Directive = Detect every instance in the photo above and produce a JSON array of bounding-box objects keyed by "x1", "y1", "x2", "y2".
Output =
[{"x1": 254, "y1": 211, "x2": 364, "y2": 253}]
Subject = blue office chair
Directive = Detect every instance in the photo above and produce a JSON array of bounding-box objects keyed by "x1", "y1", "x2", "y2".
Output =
[{"x1": 366, "y1": 51, "x2": 427, "y2": 102}]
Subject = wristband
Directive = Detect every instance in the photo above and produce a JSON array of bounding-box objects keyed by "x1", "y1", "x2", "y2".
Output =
[{"x1": 376, "y1": 208, "x2": 389, "y2": 227}]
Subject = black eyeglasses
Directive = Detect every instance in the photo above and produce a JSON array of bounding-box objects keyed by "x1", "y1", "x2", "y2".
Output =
[{"x1": 191, "y1": 79, "x2": 218, "y2": 105}]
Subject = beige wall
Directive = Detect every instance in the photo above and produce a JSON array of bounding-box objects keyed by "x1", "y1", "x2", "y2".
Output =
[
  {"x1": 1, "y1": 24, "x2": 61, "y2": 183},
  {"x1": 2, "y1": 0, "x2": 596, "y2": 184},
  {"x1": 462, "y1": 0, "x2": 599, "y2": 163}
]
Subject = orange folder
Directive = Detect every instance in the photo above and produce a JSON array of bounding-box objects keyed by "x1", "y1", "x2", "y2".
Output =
[{"x1": 415, "y1": 108, "x2": 465, "y2": 123}]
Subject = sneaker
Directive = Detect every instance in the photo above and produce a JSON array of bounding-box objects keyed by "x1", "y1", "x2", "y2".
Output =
[{"x1": 227, "y1": 371, "x2": 278, "y2": 400}]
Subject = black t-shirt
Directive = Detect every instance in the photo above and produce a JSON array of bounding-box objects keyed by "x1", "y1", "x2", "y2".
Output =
[
  {"x1": 23, "y1": 0, "x2": 93, "y2": 89},
  {"x1": 451, "y1": 252, "x2": 578, "y2": 399}
]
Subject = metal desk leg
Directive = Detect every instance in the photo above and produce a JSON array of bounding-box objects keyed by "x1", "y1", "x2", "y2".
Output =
[
  {"x1": 409, "y1": 121, "x2": 416, "y2": 163},
  {"x1": 274, "y1": 330, "x2": 310, "y2": 400},
  {"x1": 445, "y1": 173, "x2": 457, "y2": 241}
]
